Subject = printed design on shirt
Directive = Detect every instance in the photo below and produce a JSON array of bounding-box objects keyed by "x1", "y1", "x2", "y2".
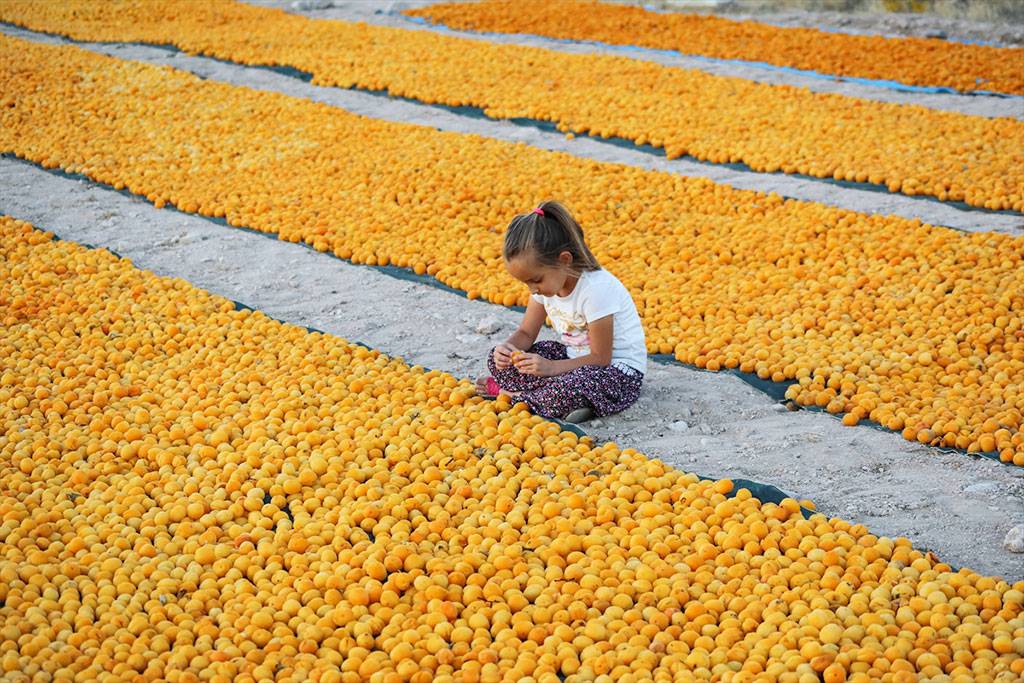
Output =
[{"x1": 549, "y1": 308, "x2": 590, "y2": 353}]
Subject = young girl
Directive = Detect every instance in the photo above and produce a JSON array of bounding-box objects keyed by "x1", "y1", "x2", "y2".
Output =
[{"x1": 475, "y1": 200, "x2": 646, "y2": 423}]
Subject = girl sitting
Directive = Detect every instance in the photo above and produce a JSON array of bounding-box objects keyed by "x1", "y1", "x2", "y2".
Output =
[{"x1": 475, "y1": 200, "x2": 646, "y2": 423}]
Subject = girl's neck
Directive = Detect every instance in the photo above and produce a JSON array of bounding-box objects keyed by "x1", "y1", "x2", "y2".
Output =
[{"x1": 558, "y1": 272, "x2": 581, "y2": 297}]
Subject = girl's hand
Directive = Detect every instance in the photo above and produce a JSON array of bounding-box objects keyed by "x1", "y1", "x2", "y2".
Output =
[
  {"x1": 493, "y1": 342, "x2": 519, "y2": 370},
  {"x1": 513, "y1": 353, "x2": 553, "y2": 377}
]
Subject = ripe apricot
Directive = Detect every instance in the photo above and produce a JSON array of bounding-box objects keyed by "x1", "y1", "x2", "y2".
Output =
[
  {"x1": 408, "y1": 0, "x2": 1024, "y2": 95},
  {"x1": 0, "y1": 36, "x2": 1021, "y2": 464},
  {"x1": 0, "y1": 2, "x2": 1020, "y2": 209},
  {"x1": 1, "y1": 176, "x2": 1022, "y2": 683}
]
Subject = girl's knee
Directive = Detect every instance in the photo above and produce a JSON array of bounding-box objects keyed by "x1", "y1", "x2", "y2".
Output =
[{"x1": 530, "y1": 340, "x2": 569, "y2": 361}]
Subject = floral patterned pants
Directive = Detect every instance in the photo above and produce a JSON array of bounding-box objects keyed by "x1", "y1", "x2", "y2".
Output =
[{"x1": 487, "y1": 341, "x2": 643, "y2": 419}]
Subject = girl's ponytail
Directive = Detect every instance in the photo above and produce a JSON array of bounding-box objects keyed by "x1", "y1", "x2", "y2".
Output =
[{"x1": 503, "y1": 200, "x2": 601, "y2": 273}]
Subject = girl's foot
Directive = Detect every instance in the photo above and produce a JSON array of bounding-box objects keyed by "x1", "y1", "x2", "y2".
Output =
[
  {"x1": 475, "y1": 376, "x2": 521, "y2": 401},
  {"x1": 563, "y1": 407, "x2": 595, "y2": 424},
  {"x1": 475, "y1": 375, "x2": 500, "y2": 398}
]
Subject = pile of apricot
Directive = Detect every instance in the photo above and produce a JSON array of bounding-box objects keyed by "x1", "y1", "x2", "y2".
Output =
[
  {"x1": 3, "y1": 214, "x2": 1023, "y2": 681},
  {"x1": 3, "y1": 36, "x2": 1023, "y2": 464},
  {"x1": 406, "y1": 0, "x2": 1024, "y2": 96},
  {"x1": 0, "y1": 0, "x2": 1021, "y2": 209}
]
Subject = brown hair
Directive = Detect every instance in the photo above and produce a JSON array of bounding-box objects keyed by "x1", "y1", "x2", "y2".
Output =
[{"x1": 503, "y1": 200, "x2": 600, "y2": 273}]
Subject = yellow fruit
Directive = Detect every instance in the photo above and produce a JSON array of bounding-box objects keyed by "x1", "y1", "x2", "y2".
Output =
[
  {"x1": 3, "y1": 73, "x2": 1024, "y2": 678},
  {"x1": 194, "y1": 545, "x2": 216, "y2": 565},
  {"x1": 823, "y1": 663, "x2": 848, "y2": 683},
  {"x1": 1, "y1": 36, "x2": 1021, "y2": 464},
  {"x1": 407, "y1": 0, "x2": 1024, "y2": 96},
  {"x1": 0, "y1": 1, "x2": 1021, "y2": 208},
  {"x1": 1, "y1": 36, "x2": 1023, "y2": 464}
]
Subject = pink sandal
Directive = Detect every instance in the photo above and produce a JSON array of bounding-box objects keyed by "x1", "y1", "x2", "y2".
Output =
[{"x1": 482, "y1": 376, "x2": 501, "y2": 399}]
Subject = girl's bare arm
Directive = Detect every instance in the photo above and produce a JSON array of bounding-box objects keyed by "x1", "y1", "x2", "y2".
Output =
[{"x1": 547, "y1": 315, "x2": 612, "y2": 373}]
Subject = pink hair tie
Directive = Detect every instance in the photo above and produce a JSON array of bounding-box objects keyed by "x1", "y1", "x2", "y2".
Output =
[{"x1": 532, "y1": 207, "x2": 544, "y2": 216}]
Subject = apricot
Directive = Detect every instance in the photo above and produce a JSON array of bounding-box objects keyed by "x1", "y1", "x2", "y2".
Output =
[
  {"x1": 1, "y1": 36, "x2": 1023, "y2": 462},
  {"x1": 1, "y1": 36, "x2": 1022, "y2": 464},
  {"x1": 0, "y1": 1, "x2": 1021, "y2": 208},
  {"x1": 1, "y1": 215, "x2": 1021, "y2": 682},
  {"x1": 408, "y1": 0, "x2": 1024, "y2": 95}
]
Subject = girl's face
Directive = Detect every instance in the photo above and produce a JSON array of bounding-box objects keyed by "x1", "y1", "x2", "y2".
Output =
[{"x1": 506, "y1": 251, "x2": 577, "y2": 297}]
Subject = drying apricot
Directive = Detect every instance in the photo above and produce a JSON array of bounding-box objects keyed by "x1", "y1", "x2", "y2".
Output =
[
  {"x1": 0, "y1": 1, "x2": 1020, "y2": 208},
  {"x1": 2, "y1": 214, "x2": 1022, "y2": 682},
  {"x1": 407, "y1": 0, "x2": 1024, "y2": 95},
  {"x1": 1, "y1": 36, "x2": 1022, "y2": 463}
]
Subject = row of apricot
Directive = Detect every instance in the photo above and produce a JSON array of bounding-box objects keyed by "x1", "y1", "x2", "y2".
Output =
[
  {"x1": 0, "y1": 0, "x2": 1020, "y2": 209},
  {"x1": 407, "y1": 0, "x2": 1024, "y2": 95},
  {"x1": 3, "y1": 215, "x2": 1023, "y2": 682},
  {"x1": 2, "y1": 36, "x2": 1022, "y2": 463}
]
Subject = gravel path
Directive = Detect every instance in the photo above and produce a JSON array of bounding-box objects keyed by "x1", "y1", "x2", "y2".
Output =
[{"x1": 700, "y1": 3, "x2": 1024, "y2": 46}]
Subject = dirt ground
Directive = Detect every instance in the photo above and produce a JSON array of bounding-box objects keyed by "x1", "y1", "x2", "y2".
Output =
[
  {"x1": 1, "y1": 2, "x2": 1022, "y2": 579},
  {"x1": 626, "y1": 0, "x2": 1024, "y2": 45},
  {"x1": 702, "y1": 3, "x2": 1024, "y2": 46}
]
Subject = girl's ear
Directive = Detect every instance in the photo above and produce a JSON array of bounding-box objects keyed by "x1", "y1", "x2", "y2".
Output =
[{"x1": 558, "y1": 251, "x2": 574, "y2": 267}]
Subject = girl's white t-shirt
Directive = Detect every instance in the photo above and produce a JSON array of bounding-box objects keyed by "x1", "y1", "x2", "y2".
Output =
[{"x1": 531, "y1": 269, "x2": 647, "y2": 375}]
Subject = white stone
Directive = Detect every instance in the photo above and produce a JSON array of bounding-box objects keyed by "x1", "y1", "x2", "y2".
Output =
[
  {"x1": 668, "y1": 420, "x2": 690, "y2": 432},
  {"x1": 292, "y1": 0, "x2": 335, "y2": 9},
  {"x1": 475, "y1": 316, "x2": 503, "y2": 335},
  {"x1": 964, "y1": 480, "x2": 1000, "y2": 495},
  {"x1": 1004, "y1": 525, "x2": 1024, "y2": 553}
]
